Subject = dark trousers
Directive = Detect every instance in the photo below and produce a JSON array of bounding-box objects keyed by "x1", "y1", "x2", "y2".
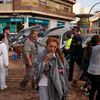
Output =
[
  {"x1": 68, "y1": 56, "x2": 75, "y2": 81},
  {"x1": 20, "y1": 64, "x2": 34, "y2": 88},
  {"x1": 88, "y1": 73, "x2": 100, "y2": 100}
]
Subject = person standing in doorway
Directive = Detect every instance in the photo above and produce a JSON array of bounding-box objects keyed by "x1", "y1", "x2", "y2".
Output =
[{"x1": 20, "y1": 29, "x2": 39, "y2": 90}]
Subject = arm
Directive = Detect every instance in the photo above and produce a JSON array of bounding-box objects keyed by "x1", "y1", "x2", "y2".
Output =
[
  {"x1": 25, "y1": 52, "x2": 32, "y2": 67},
  {"x1": 24, "y1": 41, "x2": 32, "y2": 67},
  {"x1": 2, "y1": 43, "x2": 9, "y2": 67}
]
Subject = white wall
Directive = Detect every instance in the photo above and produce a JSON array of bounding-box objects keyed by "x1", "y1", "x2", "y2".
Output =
[
  {"x1": 24, "y1": 16, "x2": 29, "y2": 29},
  {"x1": 73, "y1": 3, "x2": 80, "y2": 14},
  {"x1": 48, "y1": 19, "x2": 57, "y2": 29},
  {"x1": 65, "y1": 22, "x2": 71, "y2": 28}
]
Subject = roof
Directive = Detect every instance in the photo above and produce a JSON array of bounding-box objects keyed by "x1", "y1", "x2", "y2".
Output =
[{"x1": 47, "y1": 27, "x2": 71, "y2": 36}]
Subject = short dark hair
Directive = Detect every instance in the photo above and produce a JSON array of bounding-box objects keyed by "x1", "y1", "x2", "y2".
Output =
[
  {"x1": 67, "y1": 32, "x2": 71, "y2": 39},
  {"x1": 91, "y1": 35, "x2": 100, "y2": 46},
  {"x1": 3, "y1": 27, "x2": 10, "y2": 32},
  {"x1": 72, "y1": 26, "x2": 79, "y2": 32},
  {"x1": 30, "y1": 29, "x2": 38, "y2": 36},
  {"x1": 0, "y1": 33, "x2": 5, "y2": 41}
]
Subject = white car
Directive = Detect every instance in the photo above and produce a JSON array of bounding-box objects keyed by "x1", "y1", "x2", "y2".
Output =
[
  {"x1": 81, "y1": 33, "x2": 96, "y2": 48},
  {"x1": 12, "y1": 25, "x2": 42, "y2": 44},
  {"x1": 39, "y1": 27, "x2": 71, "y2": 50}
]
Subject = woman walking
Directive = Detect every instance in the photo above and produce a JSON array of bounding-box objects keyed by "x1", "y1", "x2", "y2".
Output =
[{"x1": 34, "y1": 37, "x2": 69, "y2": 100}]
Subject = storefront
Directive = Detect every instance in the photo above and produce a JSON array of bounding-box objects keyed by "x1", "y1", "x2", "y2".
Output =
[
  {"x1": 0, "y1": 17, "x2": 24, "y2": 33},
  {"x1": 57, "y1": 21, "x2": 65, "y2": 26},
  {"x1": 29, "y1": 18, "x2": 49, "y2": 28}
]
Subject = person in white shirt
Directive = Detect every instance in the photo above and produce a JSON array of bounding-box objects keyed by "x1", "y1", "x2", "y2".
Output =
[
  {"x1": 87, "y1": 35, "x2": 100, "y2": 100},
  {"x1": 0, "y1": 34, "x2": 9, "y2": 90}
]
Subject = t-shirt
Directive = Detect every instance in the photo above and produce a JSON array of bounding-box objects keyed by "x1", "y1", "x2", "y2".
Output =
[
  {"x1": 22, "y1": 39, "x2": 38, "y2": 64},
  {"x1": 88, "y1": 45, "x2": 100, "y2": 75}
]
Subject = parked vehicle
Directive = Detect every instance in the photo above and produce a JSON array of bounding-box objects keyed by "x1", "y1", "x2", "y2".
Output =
[
  {"x1": 81, "y1": 33, "x2": 97, "y2": 47},
  {"x1": 38, "y1": 26, "x2": 64, "y2": 42},
  {"x1": 39, "y1": 27, "x2": 71, "y2": 50},
  {"x1": 9, "y1": 25, "x2": 43, "y2": 44},
  {"x1": 13, "y1": 26, "x2": 65, "y2": 44},
  {"x1": 8, "y1": 32, "x2": 18, "y2": 43}
]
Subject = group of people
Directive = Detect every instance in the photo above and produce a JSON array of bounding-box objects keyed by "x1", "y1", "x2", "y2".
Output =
[
  {"x1": 19, "y1": 29, "x2": 69, "y2": 100},
  {"x1": 0, "y1": 26, "x2": 100, "y2": 100},
  {"x1": 64, "y1": 26, "x2": 100, "y2": 100}
]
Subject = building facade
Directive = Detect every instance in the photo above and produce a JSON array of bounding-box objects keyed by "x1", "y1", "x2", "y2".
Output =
[
  {"x1": 0, "y1": 0, "x2": 76, "y2": 33},
  {"x1": 90, "y1": 12, "x2": 100, "y2": 34},
  {"x1": 91, "y1": 18, "x2": 100, "y2": 34}
]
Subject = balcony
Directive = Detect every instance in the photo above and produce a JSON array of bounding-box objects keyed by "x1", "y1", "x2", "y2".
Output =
[
  {"x1": 13, "y1": 1, "x2": 75, "y2": 20},
  {"x1": 0, "y1": 3, "x2": 12, "y2": 13},
  {"x1": 0, "y1": 1, "x2": 75, "y2": 21}
]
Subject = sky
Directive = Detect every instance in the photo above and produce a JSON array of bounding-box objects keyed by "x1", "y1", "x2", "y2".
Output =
[{"x1": 76, "y1": 0, "x2": 100, "y2": 13}]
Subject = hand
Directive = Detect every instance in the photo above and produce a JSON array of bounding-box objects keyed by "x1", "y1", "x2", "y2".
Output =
[
  {"x1": 28, "y1": 62, "x2": 32, "y2": 68},
  {"x1": 44, "y1": 53, "x2": 53, "y2": 64},
  {"x1": 58, "y1": 68, "x2": 64, "y2": 74},
  {"x1": 5, "y1": 66, "x2": 8, "y2": 68}
]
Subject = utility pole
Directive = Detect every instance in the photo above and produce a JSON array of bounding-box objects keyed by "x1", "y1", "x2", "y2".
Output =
[{"x1": 12, "y1": 0, "x2": 15, "y2": 16}]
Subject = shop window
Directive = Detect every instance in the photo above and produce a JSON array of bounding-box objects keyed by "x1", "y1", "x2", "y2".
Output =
[
  {"x1": 17, "y1": 22, "x2": 24, "y2": 32},
  {"x1": 63, "y1": 6, "x2": 72, "y2": 12}
]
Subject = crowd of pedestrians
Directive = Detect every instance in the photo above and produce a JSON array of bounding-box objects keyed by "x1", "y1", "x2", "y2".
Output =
[{"x1": 0, "y1": 26, "x2": 100, "y2": 100}]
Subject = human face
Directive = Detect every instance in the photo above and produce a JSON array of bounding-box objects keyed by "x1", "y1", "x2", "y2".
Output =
[
  {"x1": 31, "y1": 31, "x2": 38, "y2": 41},
  {"x1": 5, "y1": 29, "x2": 10, "y2": 37},
  {"x1": 46, "y1": 41, "x2": 58, "y2": 53}
]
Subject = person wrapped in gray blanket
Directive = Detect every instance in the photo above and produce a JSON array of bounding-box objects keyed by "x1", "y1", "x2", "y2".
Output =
[{"x1": 34, "y1": 37, "x2": 69, "y2": 100}]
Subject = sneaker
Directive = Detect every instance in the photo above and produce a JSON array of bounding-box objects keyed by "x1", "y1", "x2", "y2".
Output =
[
  {"x1": 1, "y1": 85, "x2": 7, "y2": 90},
  {"x1": 81, "y1": 86, "x2": 85, "y2": 91},
  {"x1": 85, "y1": 91, "x2": 89, "y2": 96}
]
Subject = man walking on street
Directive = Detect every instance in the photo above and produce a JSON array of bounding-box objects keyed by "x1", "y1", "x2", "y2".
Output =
[{"x1": 20, "y1": 29, "x2": 39, "y2": 90}]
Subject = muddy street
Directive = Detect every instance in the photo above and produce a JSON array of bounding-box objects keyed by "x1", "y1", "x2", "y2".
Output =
[{"x1": 0, "y1": 60, "x2": 88, "y2": 100}]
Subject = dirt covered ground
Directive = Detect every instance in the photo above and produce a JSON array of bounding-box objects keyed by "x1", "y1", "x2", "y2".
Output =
[{"x1": 0, "y1": 60, "x2": 88, "y2": 100}]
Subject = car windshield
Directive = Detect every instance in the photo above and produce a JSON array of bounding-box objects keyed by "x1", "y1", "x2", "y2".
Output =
[
  {"x1": 16, "y1": 25, "x2": 42, "y2": 39},
  {"x1": 81, "y1": 35, "x2": 89, "y2": 44}
]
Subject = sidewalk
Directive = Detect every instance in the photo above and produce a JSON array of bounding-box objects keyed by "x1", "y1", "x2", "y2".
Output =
[{"x1": 0, "y1": 59, "x2": 88, "y2": 100}]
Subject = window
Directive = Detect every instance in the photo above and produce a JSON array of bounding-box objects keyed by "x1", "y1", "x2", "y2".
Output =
[{"x1": 39, "y1": 0, "x2": 47, "y2": 6}]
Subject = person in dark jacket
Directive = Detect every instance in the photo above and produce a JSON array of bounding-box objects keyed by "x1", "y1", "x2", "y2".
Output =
[{"x1": 68, "y1": 30, "x2": 83, "y2": 82}]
